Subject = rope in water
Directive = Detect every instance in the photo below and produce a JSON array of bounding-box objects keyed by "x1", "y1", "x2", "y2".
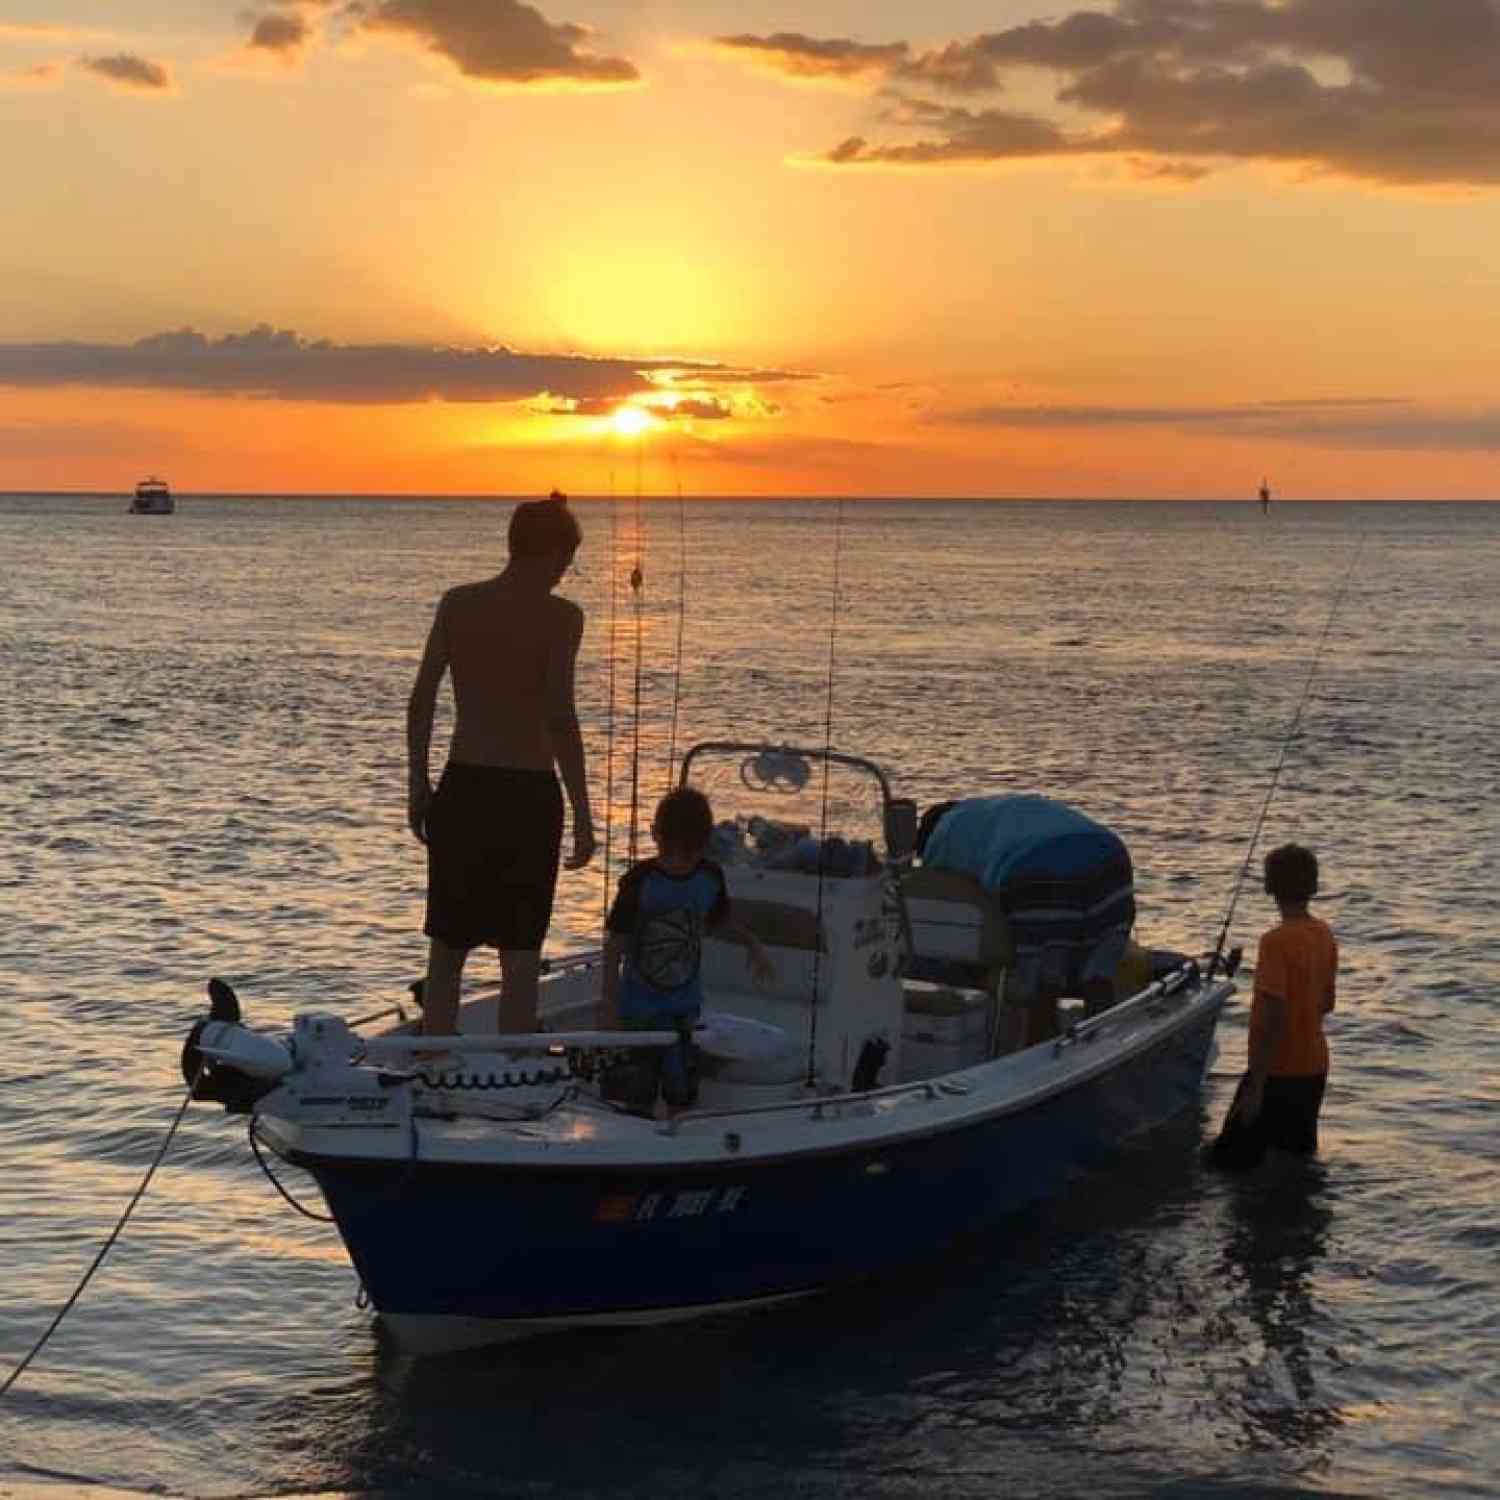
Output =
[
  {"x1": 1209, "y1": 534, "x2": 1367, "y2": 975},
  {"x1": 0, "y1": 1072, "x2": 202, "y2": 1402},
  {"x1": 248, "y1": 1115, "x2": 337, "y2": 1224}
]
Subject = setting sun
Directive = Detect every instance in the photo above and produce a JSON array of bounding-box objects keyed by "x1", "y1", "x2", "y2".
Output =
[{"x1": 611, "y1": 405, "x2": 653, "y2": 437}]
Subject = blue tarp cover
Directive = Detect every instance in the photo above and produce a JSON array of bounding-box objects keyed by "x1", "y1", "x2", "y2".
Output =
[{"x1": 922, "y1": 795, "x2": 1135, "y2": 996}]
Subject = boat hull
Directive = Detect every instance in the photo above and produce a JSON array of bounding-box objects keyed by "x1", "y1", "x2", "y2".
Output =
[
  {"x1": 293, "y1": 1000, "x2": 1221, "y2": 1350},
  {"x1": 128, "y1": 479, "x2": 173, "y2": 513}
]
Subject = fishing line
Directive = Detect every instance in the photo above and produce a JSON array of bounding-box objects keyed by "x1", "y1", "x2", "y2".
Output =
[
  {"x1": 626, "y1": 453, "x2": 646, "y2": 863},
  {"x1": 664, "y1": 451, "x2": 688, "y2": 793},
  {"x1": 0, "y1": 1070, "x2": 203, "y2": 1402},
  {"x1": 806, "y1": 497, "x2": 846, "y2": 1086},
  {"x1": 601, "y1": 469, "x2": 620, "y2": 925},
  {"x1": 1209, "y1": 534, "x2": 1366, "y2": 975}
]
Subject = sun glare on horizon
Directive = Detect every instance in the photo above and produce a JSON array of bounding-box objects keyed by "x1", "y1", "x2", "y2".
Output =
[{"x1": 611, "y1": 404, "x2": 654, "y2": 437}]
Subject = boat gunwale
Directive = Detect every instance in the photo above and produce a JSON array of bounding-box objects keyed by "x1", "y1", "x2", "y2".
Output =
[{"x1": 258, "y1": 976, "x2": 1231, "y2": 1177}]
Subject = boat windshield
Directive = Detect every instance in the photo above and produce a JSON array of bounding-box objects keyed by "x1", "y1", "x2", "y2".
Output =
[{"x1": 677, "y1": 742, "x2": 893, "y2": 873}]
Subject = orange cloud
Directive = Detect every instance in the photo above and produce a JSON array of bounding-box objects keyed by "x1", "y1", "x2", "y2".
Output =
[
  {"x1": 347, "y1": 0, "x2": 638, "y2": 88},
  {"x1": 666, "y1": 397, "x2": 733, "y2": 421},
  {"x1": 938, "y1": 397, "x2": 1500, "y2": 451},
  {"x1": 247, "y1": 11, "x2": 313, "y2": 59},
  {"x1": 736, "y1": 1, "x2": 1500, "y2": 189},
  {"x1": 0, "y1": 60, "x2": 62, "y2": 89},
  {"x1": 710, "y1": 32, "x2": 906, "y2": 84},
  {"x1": 0, "y1": 325, "x2": 789, "y2": 406},
  {"x1": 78, "y1": 53, "x2": 173, "y2": 92}
]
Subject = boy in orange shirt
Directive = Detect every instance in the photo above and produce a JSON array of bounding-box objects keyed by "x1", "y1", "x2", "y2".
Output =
[{"x1": 1210, "y1": 843, "x2": 1338, "y2": 1170}]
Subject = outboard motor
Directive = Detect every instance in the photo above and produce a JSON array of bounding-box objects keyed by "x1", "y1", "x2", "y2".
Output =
[{"x1": 180, "y1": 978, "x2": 293, "y2": 1114}]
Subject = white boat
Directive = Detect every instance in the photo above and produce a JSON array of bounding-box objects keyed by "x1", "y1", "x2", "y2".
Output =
[
  {"x1": 128, "y1": 476, "x2": 173, "y2": 514},
  {"x1": 182, "y1": 741, "x2": 1239, "y2": 1354}
]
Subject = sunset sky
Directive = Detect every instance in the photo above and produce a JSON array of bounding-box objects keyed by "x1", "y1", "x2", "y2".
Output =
[{"x1": 6, "y1": 1, "x2": 1500, "y2": 497}]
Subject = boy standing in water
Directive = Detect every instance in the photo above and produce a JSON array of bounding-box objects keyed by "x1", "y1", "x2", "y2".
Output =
[
  {"x1": 600, "y1": 787, "x2": 773, "y2": 1117},
  {"x1": 1214, "y1": 843, "x2": 1339, "y2": 1168},
  {"x1": 407, "y1": 492, "x2": 596, "y2": 1036}
]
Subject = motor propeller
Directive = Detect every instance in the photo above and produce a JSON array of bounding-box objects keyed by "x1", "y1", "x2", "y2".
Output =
[{"x1": 207, "y1": 976, "x2": 240, "y2": 1024}]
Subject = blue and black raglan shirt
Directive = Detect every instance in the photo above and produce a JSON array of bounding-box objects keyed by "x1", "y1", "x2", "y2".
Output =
[{"x1": 606, "y1": 859, "x2": 730, "y2": 1024}]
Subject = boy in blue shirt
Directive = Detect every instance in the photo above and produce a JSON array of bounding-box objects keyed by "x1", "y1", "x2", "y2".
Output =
[{"x1": 601, "y1": 787, "x2": 773, "y2": 1116}]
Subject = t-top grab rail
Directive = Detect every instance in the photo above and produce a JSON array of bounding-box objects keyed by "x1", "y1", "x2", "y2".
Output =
[
  {"x1": 354, "y1": 1030, "x2": 681, "y2": 1063},
  {"x1": 657, "y1": 1073, "x2": 965, "y2": 1135},
  {"x1": 678, "y1": 740, "x2": 921, "y2": 866},
  {"x1": 679, "y1": 741, "x2": 897, "y2": 809}
]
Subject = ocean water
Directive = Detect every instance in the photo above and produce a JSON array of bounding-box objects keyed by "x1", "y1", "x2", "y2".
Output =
[{"x1": 0, "y1": 493, "x2": 1496, "y2": 1500}]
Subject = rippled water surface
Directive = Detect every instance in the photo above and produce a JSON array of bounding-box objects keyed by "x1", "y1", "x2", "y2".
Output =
[{"x1": 1, "y1": 495, "x2": 1496, "y2": 1499}]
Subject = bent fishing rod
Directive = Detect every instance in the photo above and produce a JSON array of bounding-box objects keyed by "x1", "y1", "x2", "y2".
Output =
[{"x1": 1208, "y1": 534, "x2": 1366, "y2": 977}]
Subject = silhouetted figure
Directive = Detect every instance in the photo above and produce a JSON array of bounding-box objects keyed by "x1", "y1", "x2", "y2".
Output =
[
  {"x1": 1209, "y1": 844, "x2": 1338, "y2": 1170},
  {"x1": 407, "y1": 491, "x2": 596, "y2": 1035}
]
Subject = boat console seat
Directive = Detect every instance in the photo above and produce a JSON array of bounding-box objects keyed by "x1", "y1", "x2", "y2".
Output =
[
  {"x1": 701, "y1": 896, "x2": 824, "y2": 1001},
  {"x1": 695, "y1": 1010, "x2": 804, "y2": 1085},
  {"x1": 697, "y1": 896, "x2": 824, "y2": 1091},
  {"x1": 723, "y1": 897, "x2": 824, "y2": 950},
  {"x1": 900, "y1": 866, "x2": 1015, "y2": 995}
]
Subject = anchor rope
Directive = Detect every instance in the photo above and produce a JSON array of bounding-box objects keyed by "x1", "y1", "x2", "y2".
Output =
[
  {"x1": 805, "y1": 497, "x2": 845, "y2": 1087},
  {"x1": 0, "y1": 1069, "x2": 203, "y2": 1402},
  {"x1": 248, "y1": 1115, "x2": 337, "y2": 1223},
  {"x1": 1210, "y1": 534, "x2": 1366, "y2": 974},
  {"x1": 249, "y1": 1101, "x2": 458, "y2": 1224}
]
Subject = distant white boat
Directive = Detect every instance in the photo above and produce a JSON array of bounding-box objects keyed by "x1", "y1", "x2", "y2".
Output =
[{"x1": 128, "y1": 476, "x2": 173, "y2": 515}]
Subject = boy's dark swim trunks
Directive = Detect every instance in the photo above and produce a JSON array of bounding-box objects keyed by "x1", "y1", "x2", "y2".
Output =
[
  {"x1": 601, "y1": 1017, "x2": 700, "y2": 1117},
  {"x1": 423, "y1": 764, "x2": 563, "y2": 951},
  {"x1": 1207, "y1": 1072, "x2": 1327, "y2": 1172}
]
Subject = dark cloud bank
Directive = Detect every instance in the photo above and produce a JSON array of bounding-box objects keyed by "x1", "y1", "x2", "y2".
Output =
[
  {"x1": 0, "y1": 326, "x2": 733, "y2": 404},
  {"x1": 78, "y1": 53, "x2": 172, "y2": 90},
  {"x1": 943, "y1": 397, "x2": 1500, "y2": 451},
  {"x1": 247, "y1": 11, "x2": 311, "y2": 58},
  {"x1": 245, "y1": 0, "x2": 638, "y2": 84},
  {"x1": 719, "y1": 0, "x2": 1500, "y2": 187}
]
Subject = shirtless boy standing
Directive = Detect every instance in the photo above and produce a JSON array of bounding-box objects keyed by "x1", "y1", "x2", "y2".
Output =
[{"x1": 406, "y1": 492, "x2": 596, "y2": 1035}]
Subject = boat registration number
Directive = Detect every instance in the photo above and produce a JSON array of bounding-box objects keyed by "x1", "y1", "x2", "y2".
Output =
[{"x1": 595, "y1": 1184, "x2": 746, "y2": 1224}]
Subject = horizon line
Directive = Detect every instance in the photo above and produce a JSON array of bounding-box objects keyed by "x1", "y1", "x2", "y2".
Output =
[{"x1": 6, "y1": 490, "x2": 1497, "y2": 504}]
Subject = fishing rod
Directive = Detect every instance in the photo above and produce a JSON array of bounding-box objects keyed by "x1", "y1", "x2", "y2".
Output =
[
  {"x1": 600, "y1": 470, "x2": 620, "y2": 925},
  {"x1": 1208, "y1": 534, "x2": 1366, "y2": 976},
  {"x1": 664, "y1": 451, "x2": 688, "y2": 792},
  {"x1": 626, "y1": 447, "x2": 646, "y2": 863},
  {"x1": 805, "y1": 496, "x2": 846, "y2": 1086}
]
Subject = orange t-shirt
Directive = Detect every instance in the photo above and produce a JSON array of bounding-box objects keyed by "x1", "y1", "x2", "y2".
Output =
[{"x1": 1249, "y1": 915, "x2": 1338, "y2": 1077}]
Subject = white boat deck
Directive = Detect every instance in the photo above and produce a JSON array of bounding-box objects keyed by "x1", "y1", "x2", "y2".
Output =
[{"x1": 255, "y1": 963, "x2": 1230, "y2": 1170}]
